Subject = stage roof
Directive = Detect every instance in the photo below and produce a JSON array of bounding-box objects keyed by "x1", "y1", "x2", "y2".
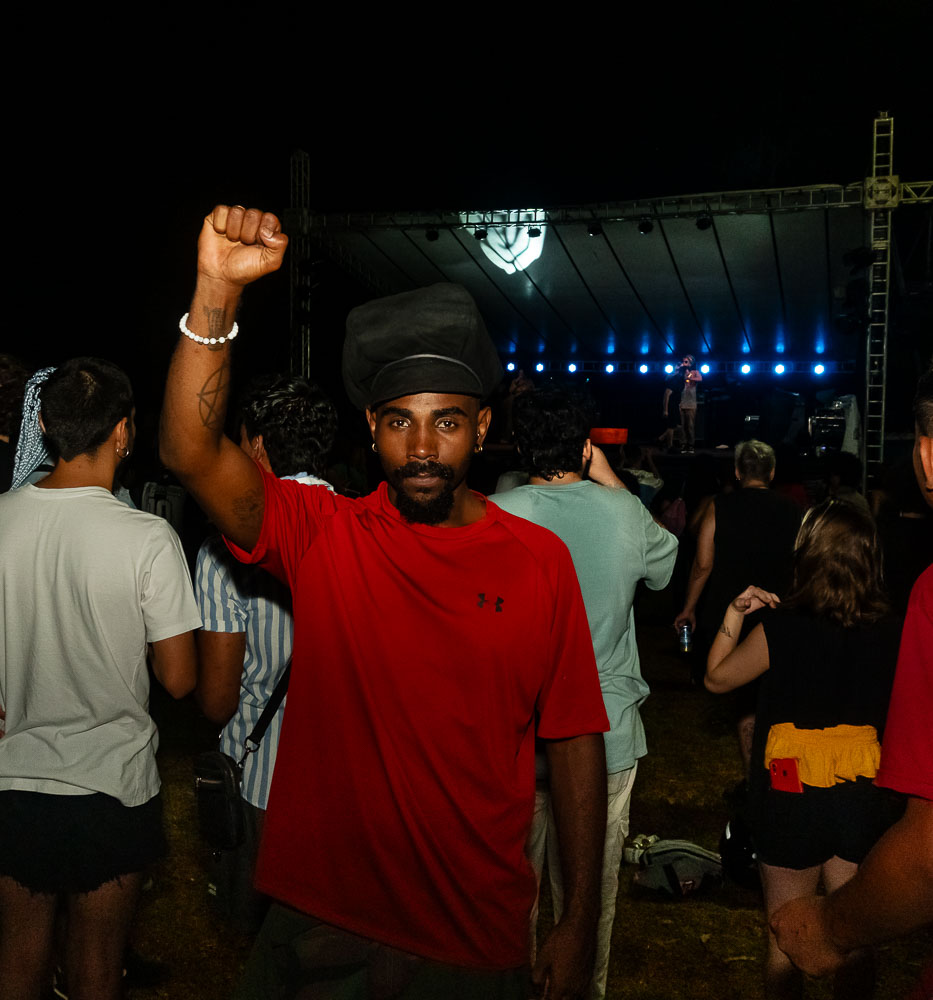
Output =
[{"x1": 295, "y1": 183, "x2": 890, "y2": 374}]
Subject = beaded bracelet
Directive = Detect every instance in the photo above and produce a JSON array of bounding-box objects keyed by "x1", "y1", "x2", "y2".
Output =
[{"x1": 179, "y1": 312, "x2": 239, "y2": 346}]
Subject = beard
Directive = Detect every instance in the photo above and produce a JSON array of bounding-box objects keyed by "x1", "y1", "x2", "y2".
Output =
[{"x1": 389, "y1": 460, "x2": 456, "y2": 525}]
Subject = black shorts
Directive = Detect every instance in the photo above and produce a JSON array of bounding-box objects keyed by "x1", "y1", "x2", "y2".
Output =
[
  {"x1": 752, "y1": 777, "x2": 905, "y2": 870},
  {"x1": 0, "y1": 790, "x2": 166, "y2": 893}
]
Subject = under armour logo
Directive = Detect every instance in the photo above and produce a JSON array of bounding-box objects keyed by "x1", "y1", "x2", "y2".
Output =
[{"x1": 477, "y1": 593, "x2": 504, "y2": 612}]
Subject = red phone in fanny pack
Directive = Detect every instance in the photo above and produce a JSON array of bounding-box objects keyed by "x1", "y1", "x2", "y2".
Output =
[{"x1": 770, "y1": 758, "x2": 804, "y2": 793}]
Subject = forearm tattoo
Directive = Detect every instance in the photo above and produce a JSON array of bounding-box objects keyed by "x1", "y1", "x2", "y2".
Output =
[
  {"x1": 197, "y1": 363, "x2": 229, "y2": 430},
  {"x1": 719, "y1": 622, "x2": 735, "y2": 639},
  {"x1": 203, "y1": 306, "x2": 229, "y2": 353}
]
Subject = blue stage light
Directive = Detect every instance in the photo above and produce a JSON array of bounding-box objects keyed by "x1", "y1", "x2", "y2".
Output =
[
  {"x1": 506, "y1": 362, "x2": 516, "y2": 372},
  {"x1": 639, "y1": 364, "x2": 648, "y2": 374},
  {"x1": 774, "y1": 363, "x2": 785, "y2": 375},
  {"x1": 535, "y1": 363, "x2": 545, "y2": 373},
  {"x1": 664, "y1": 364, "x2": 674, "y2": 374},
  {"x1": 700, "y1": 364, "x2": 710, "y2": 375},
  {"x1": 605, "y1": 364, "x2": 615, "y2": 374},
  {"x1": 740, "y1": 364, "x2": 751, "y2": 375},
  {"x1": 813, "y1": 363, "x2": 825, "y2": 375},
  {"x1": 567, "y1": 363, "x2": 577, "y2": 373}
]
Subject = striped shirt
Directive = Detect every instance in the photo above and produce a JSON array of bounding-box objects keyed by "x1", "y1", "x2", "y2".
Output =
[{"x1": 194, "y1": 474, "x2": 332, "y2": 809}]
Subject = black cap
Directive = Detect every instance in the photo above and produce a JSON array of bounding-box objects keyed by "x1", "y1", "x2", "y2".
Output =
[{"x1": 342, "y1": 283, "x2": 503, "y2": 410}]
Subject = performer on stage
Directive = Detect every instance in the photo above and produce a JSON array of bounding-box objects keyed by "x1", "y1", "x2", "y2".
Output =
[{"x1": 678, "y1": 356, "x2": 702, "y2": 454}]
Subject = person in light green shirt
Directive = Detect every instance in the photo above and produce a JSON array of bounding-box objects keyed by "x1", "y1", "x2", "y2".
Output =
[{"x1": 491, "y1": 387, "x2": 678, "y2": 1000}]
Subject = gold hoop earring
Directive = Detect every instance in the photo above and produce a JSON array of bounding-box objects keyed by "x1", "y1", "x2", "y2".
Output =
[{"x1": 372, "y1": 442, "x2": 378, "y2": 454}]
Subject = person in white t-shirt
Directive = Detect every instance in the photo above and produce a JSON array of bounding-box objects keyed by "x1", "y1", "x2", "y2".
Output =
[{"x1": 0, "y1": 357, "x2": 201, "y2": 1000}]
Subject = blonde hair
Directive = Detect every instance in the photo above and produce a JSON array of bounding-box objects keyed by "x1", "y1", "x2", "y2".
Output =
[{"x1": 734, "y1": 439, "x2": 775, "y2": 482}]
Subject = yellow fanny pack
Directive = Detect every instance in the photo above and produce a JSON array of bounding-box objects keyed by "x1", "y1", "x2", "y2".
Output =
[{"x1": 764, "y1": 723, "x2": 881, "y2": 789}]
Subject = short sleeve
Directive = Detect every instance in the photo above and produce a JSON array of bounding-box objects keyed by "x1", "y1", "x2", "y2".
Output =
[
  {"x1": 224, "y1": 465, "x2": 342, "y2": 591},
  {"x1": 196, "y1": 536, "x2": 247, "y2": 634},
  {"x1": 641, "y1": 505, "x2": 679, "y2": 591},
  {"x1": 140, "y1": 521, "x2": 203, "y2": 644}
]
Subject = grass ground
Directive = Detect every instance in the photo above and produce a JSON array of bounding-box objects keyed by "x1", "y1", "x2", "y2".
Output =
[{"x1": 130, "y1": 590, "x2": 929, "y2": 998}]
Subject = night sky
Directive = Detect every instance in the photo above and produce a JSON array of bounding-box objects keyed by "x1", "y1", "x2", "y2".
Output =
[{"x1": 7, "y1": 13, "x2": 931, "y2": 440}]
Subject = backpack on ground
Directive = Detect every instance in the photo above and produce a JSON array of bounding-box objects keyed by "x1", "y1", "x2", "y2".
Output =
[{"x1": 625, "y1": 834, "x2": 723, "y2": 897}]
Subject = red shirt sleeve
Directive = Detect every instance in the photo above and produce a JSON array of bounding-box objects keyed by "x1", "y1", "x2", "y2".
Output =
[{"x1": 224, "y1": 463, "x2": 342, "y2": 589}]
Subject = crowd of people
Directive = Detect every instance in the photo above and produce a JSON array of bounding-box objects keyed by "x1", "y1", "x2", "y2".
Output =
[{"x1": 0, "y1": 204, "x2": 929, "y2": 1000}]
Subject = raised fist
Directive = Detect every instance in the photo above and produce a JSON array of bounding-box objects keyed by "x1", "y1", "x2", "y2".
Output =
[{"x1": 197, "y1": 205, "x2": 288, "y2": 287}]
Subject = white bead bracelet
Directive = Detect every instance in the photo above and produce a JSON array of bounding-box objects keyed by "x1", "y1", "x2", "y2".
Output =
[{"x1": 179, "y1": 312, "x2": 239, "y2": 346}]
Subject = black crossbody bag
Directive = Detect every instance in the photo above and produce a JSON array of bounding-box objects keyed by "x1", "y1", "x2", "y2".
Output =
[{"x1": 193, "y1": 660, "x2": 291, "y2": 852}]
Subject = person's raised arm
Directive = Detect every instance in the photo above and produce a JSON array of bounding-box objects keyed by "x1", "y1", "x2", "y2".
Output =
[
  {"x1": 586, "y1": 444, "x2": 625, "y2": 490},
  {"x1": 160, "y1": 205, "x2": 288, "y2": 552},
  {"x1": 704, "y1": 586, "x2": 778, "y2": 693},
  {"x1": 533, "y1": 734, "x2": 607, "y2": 1000}
]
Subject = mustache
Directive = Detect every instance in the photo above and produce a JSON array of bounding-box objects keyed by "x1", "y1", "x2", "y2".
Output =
[{"x1": 394, "y1": 461, "x2": 454, "y2": 481}]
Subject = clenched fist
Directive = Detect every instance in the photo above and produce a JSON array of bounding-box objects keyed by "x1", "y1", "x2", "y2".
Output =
[{"x1": 197, "y1": 205, "x2": 288, "y2": 288}]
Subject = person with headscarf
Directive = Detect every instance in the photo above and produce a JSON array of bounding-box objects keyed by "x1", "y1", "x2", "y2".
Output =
[{"x1": 0, "y1": 357, "x2": 200, "y2": 1000}]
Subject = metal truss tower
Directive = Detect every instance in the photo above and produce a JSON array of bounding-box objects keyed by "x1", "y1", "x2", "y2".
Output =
[
  {"x1": 862, "y1": 112, "x2": 898, "y2": 487},
  {"x1": 287, "y1": 151, "x2": 312, "y2": 377}
]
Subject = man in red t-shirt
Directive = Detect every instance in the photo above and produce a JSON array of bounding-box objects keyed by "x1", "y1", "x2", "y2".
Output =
[
  {"x1": 771, "y1": 367, "x2": 933, "y2": 995},
  {"x1": 161, "y1": 206, "x2": 609, "y2": 1000}
]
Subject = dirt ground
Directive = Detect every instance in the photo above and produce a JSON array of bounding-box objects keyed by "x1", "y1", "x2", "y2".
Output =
[{"x1": 130, "y1": 589, "x2": 929, "y2": 999}]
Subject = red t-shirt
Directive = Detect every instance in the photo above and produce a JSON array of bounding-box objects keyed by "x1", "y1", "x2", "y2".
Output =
[
  {"x1": 227, "y1": 470, "x2": 608, "y2": 968},
  {"x1": 876, "y1": 564, "x2": 933, "y2": 801}
]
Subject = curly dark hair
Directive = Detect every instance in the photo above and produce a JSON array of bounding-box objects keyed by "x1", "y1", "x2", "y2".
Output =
[
  {"x1": 238, "y1": 375, "x2": 337, "y2": 478},
  {"x1": 512, "y1": 387, "x2": 594, "y2": 480},
  {"x1": 41, "y1": 357, "x2": 134, "y2": 462},
  {"x1": 783, "y1": 499, "x2": 890, "y2": 627}
]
